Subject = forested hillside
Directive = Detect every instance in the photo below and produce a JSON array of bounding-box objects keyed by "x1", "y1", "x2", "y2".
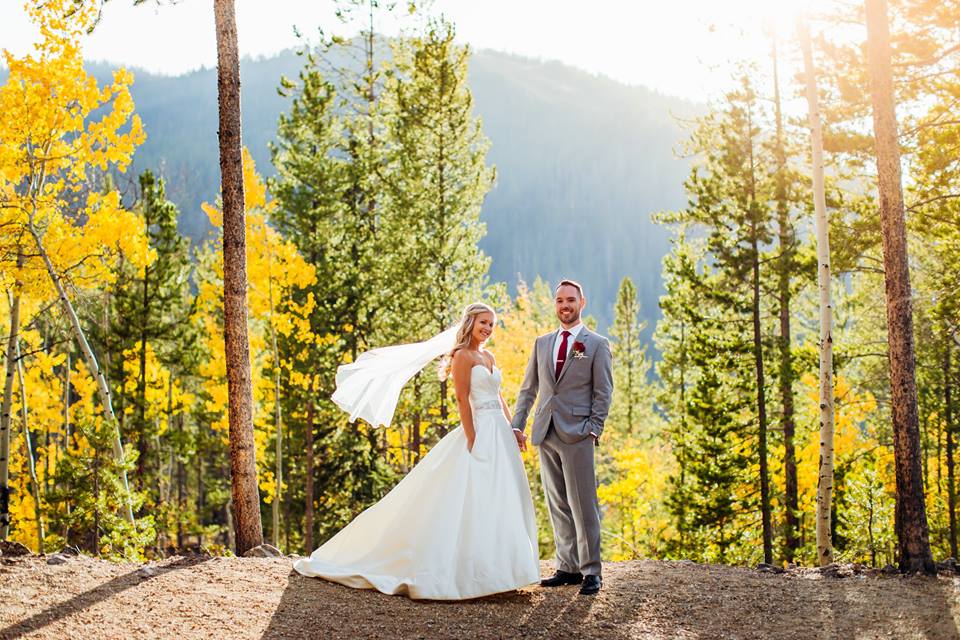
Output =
[
  {"x1": 8, "y1": 0, "x2": 957, "y2": 588},
  {"x1": 81, "y1": 49, "x2": 697, "y2": 330}
]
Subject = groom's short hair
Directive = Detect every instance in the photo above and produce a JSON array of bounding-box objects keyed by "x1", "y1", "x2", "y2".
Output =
[{"x1": 556, "y1": 279, "x2": 584, "y2": 299}]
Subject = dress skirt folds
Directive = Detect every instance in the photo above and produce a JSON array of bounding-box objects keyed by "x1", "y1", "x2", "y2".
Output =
[{"x1": 293, "y1": 366, "x2": 540, "y2": 600}]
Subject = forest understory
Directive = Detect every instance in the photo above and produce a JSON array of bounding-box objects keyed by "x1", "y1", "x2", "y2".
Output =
[{"x1": 2, "y1": 547, "x2": 959, "y2": 640}]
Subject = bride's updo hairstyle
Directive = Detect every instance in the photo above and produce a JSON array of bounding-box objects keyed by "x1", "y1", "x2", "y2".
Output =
[{"x1": 438, "y1": 302, "x2": 496, "y2": 381}]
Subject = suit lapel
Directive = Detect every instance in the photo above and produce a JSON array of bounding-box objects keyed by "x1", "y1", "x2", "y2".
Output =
[
  {"x1": 539, "y1": 334, "x2": 556, "y2": 388},
  {"x1": 556, "y1": 327, "x2": 588, "y2": 384}
]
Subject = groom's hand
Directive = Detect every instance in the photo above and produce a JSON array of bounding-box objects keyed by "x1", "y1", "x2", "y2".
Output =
[{"x1": 513, "y1": 429, "x2": 527, "y2": 452}]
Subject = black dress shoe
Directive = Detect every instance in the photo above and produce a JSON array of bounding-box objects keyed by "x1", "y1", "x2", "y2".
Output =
[
  {"x1": 540, "y1": 570, "x2": 583, "y2": 587},
  {"x1": 579, "y1": 574, "x2": 601, "y2": 595}
]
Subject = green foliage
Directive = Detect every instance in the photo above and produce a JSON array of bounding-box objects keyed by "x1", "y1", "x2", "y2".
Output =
[
  {"x1": 55, "y1": 46, "x2": 696, "y2": 331},
  {"x1": 608, "y1": 277, "x2": 655, "y2": 436},
  {"x1": 657, "y1": 239, "x2": 754, "y2": 562},
  {"x1": 382, "y1": 16, "x2": 495, "y2": 457},
  {"x1": 383, "y1": 16, "x2": 493, "y2": 336},
  {"x1": 104, "y1": 171, "x2": 196, "y2": 496},
  {"x1": 268, "y1": 14, "x2": 495, "y2": 550},
  {"x1": 44, "y1": 416, "x2": 155, "y2": 560},
  {"x1": 16, "y1": 0, "x2": 960, "y2": 571}
]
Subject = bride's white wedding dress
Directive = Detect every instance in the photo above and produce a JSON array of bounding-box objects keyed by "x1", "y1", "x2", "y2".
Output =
[{"x1": 293, "y1": 365, "x2": 540, "y2": 600}]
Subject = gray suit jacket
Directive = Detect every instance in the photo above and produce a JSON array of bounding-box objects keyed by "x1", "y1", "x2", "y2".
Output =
[{"x1": 511, "y1": 326, "x2": 614, "y2": 446}]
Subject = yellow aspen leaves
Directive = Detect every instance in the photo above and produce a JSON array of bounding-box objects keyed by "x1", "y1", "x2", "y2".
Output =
[{"x1": 196, "y1": 148, "x2": 316, "y2": 497}]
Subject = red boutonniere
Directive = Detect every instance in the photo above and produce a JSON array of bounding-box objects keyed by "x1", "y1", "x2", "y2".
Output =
[{"x1": 572, "y1": 341, "x2": 587, "y2": 359}]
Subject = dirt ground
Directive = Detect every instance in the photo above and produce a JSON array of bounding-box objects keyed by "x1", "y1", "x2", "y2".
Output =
[{"x1": 1, "y1": 553, "x2": 959, "y2": 640}]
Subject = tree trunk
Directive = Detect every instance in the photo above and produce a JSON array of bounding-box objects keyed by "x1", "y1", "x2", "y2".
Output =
[
  {"x1": 678, "y1": 321, "x2": 687, "y2": 550},
  {"x1": 746, "y1": 100, "x2": 772, "y2": 565},
  {"x1": 63, "y1": 352, "x2": 71, "y2": 443},
  {"x1": 226, "y1": 493, "x2": 236, "y2": 552},
  {"x1": 63, "y1": 350, "x2": 72, "y2": 542},
  {"x1": 92, "y1": 445, "x2": 100, "y2": 555},
  {"x1": 800, "y1": 18, "x2": 836, "y2": 568},
  {"x1": 946, "y1": 335, "x2": 957, "y2": 559},
  {"x1": 772, "y1": 35, "x2": 798, "y2": 562},
  {"x1": 269, "y1": 276, "x2": 282, "y2": 551},
  {"x1": 214, "y1": 0, "x2": 263, "y2": 556},
  {"x1": 438, "y1": 378, "x2": 449, "y2": 437},
  {"x1": 0, "y1": 253, "x2": 22, "y2": 538},
  {"x1": 751, "y1": 232, "x2": 772, "y2": 565},
  {"x1": 412, "y1": 374, "x2": 422, "y2": 464},
  {"x1": 197, "y1": 446, "x2": 204, "y2": 548},
  {"x1": 14, "y1": 319, "x2": 45, "y2": 553},
  {"x1": 136, "y1": 262, "x2": 150, "y2": 486},
  {"x1": 28, "y1": 223, "x2": 135, "y2": 523},
  {"x1": 177, "y1": 412, "x2": 186, "y2": 550},
  {"x1": 305, "y1": 386, "x2": 315, "y2": 552},
  {"x1": 864, "y1": 0, "x2": 936, "y2": 575}
]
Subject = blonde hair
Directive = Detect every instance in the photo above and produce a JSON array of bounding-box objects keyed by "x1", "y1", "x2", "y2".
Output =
[{"x1": 438, "y1": 302, "x2": 496, "y2": 381}]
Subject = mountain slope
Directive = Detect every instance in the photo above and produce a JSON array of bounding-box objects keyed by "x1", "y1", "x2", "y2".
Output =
[{"x1": 83, "y1": 49, "x2": 699, "y2": 331}]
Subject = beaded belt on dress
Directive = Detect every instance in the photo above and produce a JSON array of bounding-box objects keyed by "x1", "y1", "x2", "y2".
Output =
[{"x1": 472, "y1": 400, "x2": 501, "y2": 413}]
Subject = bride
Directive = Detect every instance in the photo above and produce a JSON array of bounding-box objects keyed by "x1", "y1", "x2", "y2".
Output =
[{"x1": 293, "y1": 303, "x2": 541, "y2": 600}]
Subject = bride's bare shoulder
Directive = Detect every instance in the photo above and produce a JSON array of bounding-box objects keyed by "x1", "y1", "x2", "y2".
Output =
[
  {"x1": 450, "y1": 349, "x2": 478, "y2": 389},
  {"x1": 451, "y1": 348, "x2": 476, "y2": 370}
]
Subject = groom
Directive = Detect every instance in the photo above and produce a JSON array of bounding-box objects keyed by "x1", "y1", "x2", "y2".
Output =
[{"x1": 512, "y1": 279, "x2": 613, "y2": 596}]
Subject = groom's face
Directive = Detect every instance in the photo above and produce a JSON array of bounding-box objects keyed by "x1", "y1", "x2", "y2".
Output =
[{"x1": 555, "y1": 284, "x2": 585, "y2": 327}]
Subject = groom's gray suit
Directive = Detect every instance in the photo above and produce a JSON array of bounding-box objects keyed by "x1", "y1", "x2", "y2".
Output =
[{"x1": 512, "y1": 325, "x2": 613, "y2": 578}]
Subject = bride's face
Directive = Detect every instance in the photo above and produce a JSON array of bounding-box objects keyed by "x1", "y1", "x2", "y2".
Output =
[{"x1": 472, "y1": 312, "x2": 495, "y2": 345}]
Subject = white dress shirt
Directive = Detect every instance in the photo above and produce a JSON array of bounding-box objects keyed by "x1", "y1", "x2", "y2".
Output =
[{"x1": 552, "y1": 322, "x2": 585, "y2": 370}]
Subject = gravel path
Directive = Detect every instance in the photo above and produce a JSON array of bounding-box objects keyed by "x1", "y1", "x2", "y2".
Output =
[{"x1": 1, "y1": 555, "x2": 959, "y2": 639}]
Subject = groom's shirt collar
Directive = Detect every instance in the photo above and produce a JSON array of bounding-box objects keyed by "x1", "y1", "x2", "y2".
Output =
[
  {"x1": 553, "y1": 322, "x2": 584, "y2": 361},
  {"x1": 559, "y1": 323, "x2": 584, "y2": 340}
]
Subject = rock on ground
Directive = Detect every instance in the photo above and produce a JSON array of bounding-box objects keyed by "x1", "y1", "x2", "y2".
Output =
[{"x1": 0, "y1": 556, "x2": 958, "y2": 639}]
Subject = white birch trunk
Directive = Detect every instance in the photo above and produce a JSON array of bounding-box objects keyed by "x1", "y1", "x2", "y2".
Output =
[
  {"x1": 799, "y1": 18, "x2": 836, "y2": 567},
  {"x1": 0, "y1": 266, "x2": 21, "y2": 539},
  {"x1": 13, "y1": 325, "x2": 45, "y2": 553},
  {"x1": 27, "y1": 221, "x2": 135, "y2": 524}
]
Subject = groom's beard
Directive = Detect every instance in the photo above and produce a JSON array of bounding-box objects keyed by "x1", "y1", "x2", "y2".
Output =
[{"x1": 557, "y1": 308, "x2": 580, "y2": 325}]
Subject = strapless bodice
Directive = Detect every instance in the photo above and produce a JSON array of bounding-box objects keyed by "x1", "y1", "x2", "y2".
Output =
[{"x1": 470, "y1": 365, "x2": 502, "y2": 414}]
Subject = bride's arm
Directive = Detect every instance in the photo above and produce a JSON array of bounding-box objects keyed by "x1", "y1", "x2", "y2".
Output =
[{"x1": 451, "y1": 350, "x2": 476, "y2": 452}]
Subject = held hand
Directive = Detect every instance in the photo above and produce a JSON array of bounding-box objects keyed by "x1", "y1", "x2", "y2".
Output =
[{"x1": 513, "y1": 429, "x2": 527, "y2": 452}]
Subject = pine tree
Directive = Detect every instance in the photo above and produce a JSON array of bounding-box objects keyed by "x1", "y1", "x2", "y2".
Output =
[
  {"x1": 655, "y1": 233, "x2": 701, "y2": 556},
  {"x1": 609, "y1": 277, "x2": 653, "y2": 437},
  {"x1": 675, "y1": 287, "x2": 753, "y2": 562},
  {"x1": 383, "y1": 16, "x2": 494, "y2": 454},
  {"x1": 105, "y1": 171, "x2": 193, "y2": 502},
  {"x1": 658, "y1": 75, "x2": 777, "y2": 563},
  {"x1": 270, "y1": 44, "x2": 395, "y2": 551}
]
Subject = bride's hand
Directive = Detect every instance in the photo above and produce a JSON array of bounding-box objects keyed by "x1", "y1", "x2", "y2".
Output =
[
  {"x1": 513, "y1": 429, "x2": 527, "y2": 452},
  {"x1": 467, "y1": 435, "x2": 475, "y2": 452}
]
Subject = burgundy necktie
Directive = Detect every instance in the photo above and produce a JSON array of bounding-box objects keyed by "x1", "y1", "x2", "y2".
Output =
[{"x1": 555, "y1": 330, "x2": 571, "y2": 380}]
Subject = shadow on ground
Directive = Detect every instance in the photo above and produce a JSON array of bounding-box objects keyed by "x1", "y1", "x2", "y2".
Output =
[
  {"x1": 261, "y1": 561, "x2": 960, "y2": 640},
  {"x1": 0, "y1": 556, "x2": 209, "y2": 640},
  {"x1": 261, "y1": 567, "x2": 594, "y2": 639}
]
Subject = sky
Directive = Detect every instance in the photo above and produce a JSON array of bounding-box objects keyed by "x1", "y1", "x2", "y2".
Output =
[{"x1": 0, "y1": 0, "x2": 834, "y2": 102}]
